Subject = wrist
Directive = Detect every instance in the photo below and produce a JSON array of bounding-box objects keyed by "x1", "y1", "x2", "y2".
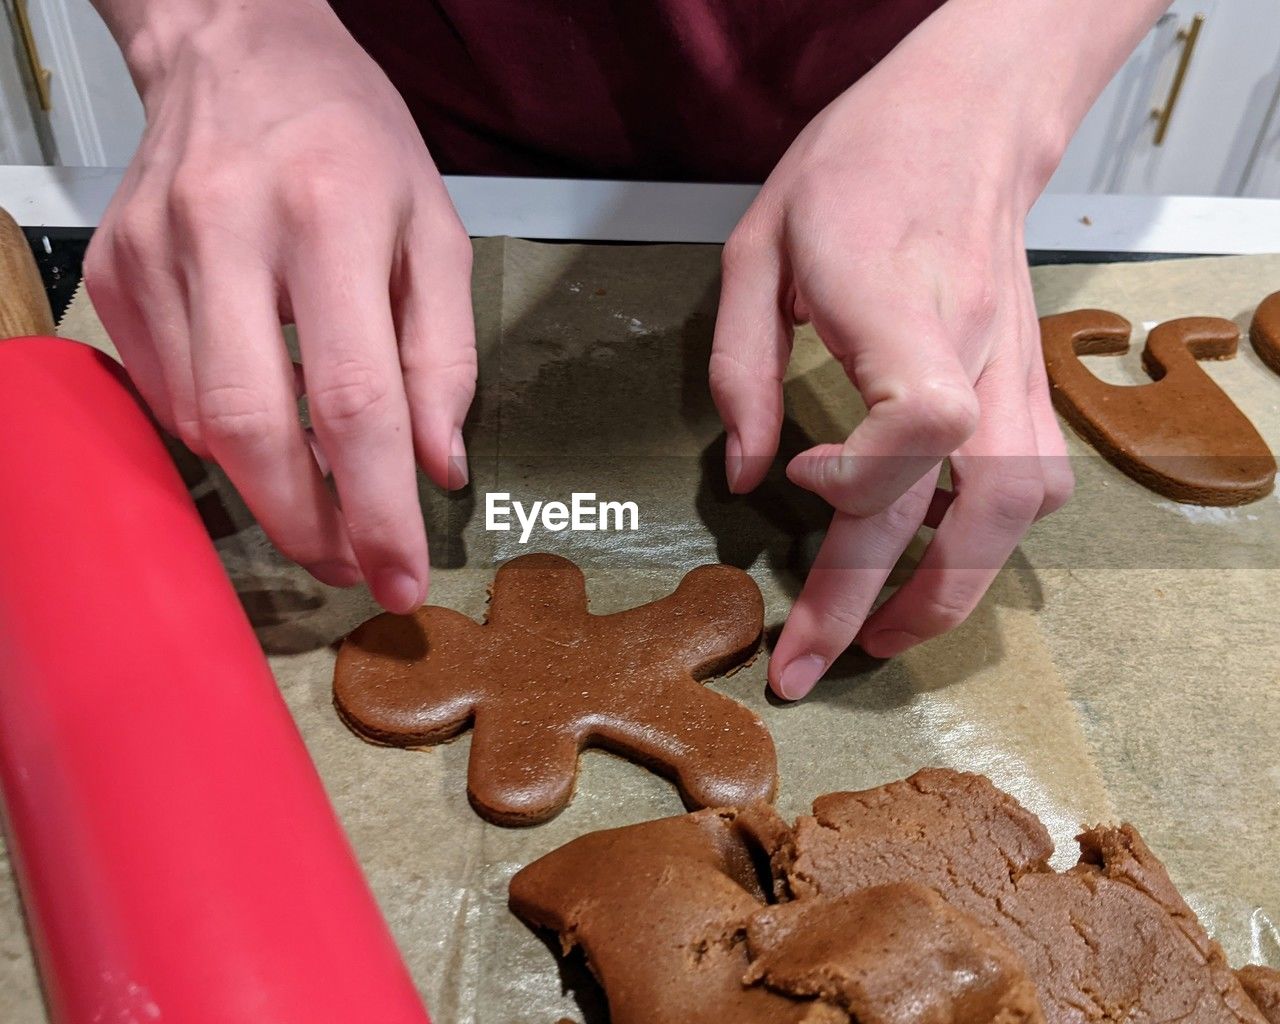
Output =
[
  {"x1": 873, "y1": 0, "x2": 1170, "y2": 209},
  {"x1": 823, "y1": 57, "x2": 1064, "y2": 219},
  {"x1": 92, "y1": 0, "x2": 217, "y2": 97},
  {"x1": 93, "y1": 0, "x2": 334, "y2": 104}
]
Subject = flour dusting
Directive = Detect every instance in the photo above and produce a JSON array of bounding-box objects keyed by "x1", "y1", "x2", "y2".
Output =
[{"x1": 1158, "y1": 501, "x2": 1244, "y2": 525}]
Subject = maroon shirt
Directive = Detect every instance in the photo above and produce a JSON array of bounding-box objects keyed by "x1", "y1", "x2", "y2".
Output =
[{"x1": 328, "y1": 1, "x2": 945, "y2": 182}]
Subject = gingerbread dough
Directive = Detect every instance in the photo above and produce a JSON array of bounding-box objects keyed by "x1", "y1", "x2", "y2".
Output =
[
  {"x1": 1239, "y1": 966, "x2": 1280, "y2": 1024},
  {"x1": 744, "y1": 883, "x2": 1044, "y2": 1024},
  {"x1": 1040, "y1": 310, "x2": 1275, "y2": 505},
  {"x1": 513, "y1": 770, "x2": 1276, "y2": 1024},
  {"x1": 333, "y1": 553, "x2": 775, "y2": 826},
  {"x1": 509, "y1": 806, "x2": 837, "y2": 1024},
  {"x1": 1251, "y1": 291, "x2": 1280, "y2": 376},
  {"x1": 777, "y1": 768, "x2": 1268, "y2": 1024}
]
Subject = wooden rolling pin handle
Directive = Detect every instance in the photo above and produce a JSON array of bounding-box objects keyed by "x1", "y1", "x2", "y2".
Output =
[{"x1": 0, "y1": 206, "x2": 56, "y2": 339}]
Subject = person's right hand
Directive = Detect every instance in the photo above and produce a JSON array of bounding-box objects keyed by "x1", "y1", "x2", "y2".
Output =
[{"x1": 86, "y1": 0, "x2": 475, "y2": 612}]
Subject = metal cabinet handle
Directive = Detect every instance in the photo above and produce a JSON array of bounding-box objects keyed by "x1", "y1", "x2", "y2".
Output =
[
  {"x1": 12, "y1": 0, "x2": 53, "y2": 111},
  {"x1": 1151, "y1": 13, "x2": 1205, "y2": 146}
]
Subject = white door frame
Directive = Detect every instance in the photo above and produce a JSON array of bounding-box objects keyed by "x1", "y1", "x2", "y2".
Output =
[{"x1": 18, "y1": 0, "x2": 143, "y2": 167}]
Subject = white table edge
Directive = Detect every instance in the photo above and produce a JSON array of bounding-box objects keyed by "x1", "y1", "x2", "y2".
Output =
[{"x1": 2, "y1": 165, "x2": 1278, "y2": 254}]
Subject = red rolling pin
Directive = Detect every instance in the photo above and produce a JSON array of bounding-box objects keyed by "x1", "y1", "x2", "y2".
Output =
[{"x1": 0, "y1": 209, "x2": 430, "y2": 1024}]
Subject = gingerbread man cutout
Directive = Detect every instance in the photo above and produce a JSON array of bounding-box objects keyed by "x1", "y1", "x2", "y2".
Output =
[
  {"x1": 333, "y1": 553, "x2": 776, "y2": 826},
  {"x1": 1041, "y1": 310, "x2": 1275, "y2": 505}
]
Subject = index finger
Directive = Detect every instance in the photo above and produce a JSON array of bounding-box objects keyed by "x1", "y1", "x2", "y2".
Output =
[
  {"x1": 709, "y1": 228, "x2": 793, "y2": 494},
  {"x1": 186, "y1": 257, "x2": 358, "y2": 586},
  {"x1": 290, "y1": 228, "x2": 428, "y2": 614},
  {"x1": 770, "y1": 470, "x2": 939, "y2": 700}
]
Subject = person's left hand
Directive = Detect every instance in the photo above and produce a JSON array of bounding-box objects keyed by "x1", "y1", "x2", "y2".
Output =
[{"x1": 709, "y1": 38, "x2": 1074, "y2": 701}]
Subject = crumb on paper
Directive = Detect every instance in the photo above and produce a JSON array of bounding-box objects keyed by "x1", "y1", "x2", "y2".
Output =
[
  {"x1": 1080, "y1": 215, "x2": 1093, "y2": 226},
  {"x1": 612, "y1": 312, "x2": 652, "y2": 335}
]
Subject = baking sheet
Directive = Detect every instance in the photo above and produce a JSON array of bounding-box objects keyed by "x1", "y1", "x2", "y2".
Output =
[{"x1": 2, "y1": 242, "x2": 1277, "y2": 1021}]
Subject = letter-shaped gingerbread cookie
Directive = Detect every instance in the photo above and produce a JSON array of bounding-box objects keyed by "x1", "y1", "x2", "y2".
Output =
[
  {"x1": 1251, "y1": 291, "x2": 1280, "y2": 376},
  {"x1": 333, "y1": 553, "x2": 776, "y2": 826},
  {"x1": 1040, "y1": 310, "x2": 1275, "y2": 505}
]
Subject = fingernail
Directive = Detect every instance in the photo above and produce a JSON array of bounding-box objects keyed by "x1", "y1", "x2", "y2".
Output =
[
  {"x1": 374, "y1": 568, "x2": 425, "y2": 614},
  {"x1": 311, "y1": 560, "x2": 362, "y2": 588},
  {"x1": 306, "y1": 428, "x2": 332, "y2": 478},
  {"x1": 784, "y1": 455, "x2": 803, "y2": 488},
  {"x1": 775, "y1": 654, "x2": 827, "y2": 701},
  {"x1": 726, "y1": 432, "x2": 743, "y2": 493},
  {"x1": 450, "y1": 429, "x2": 469, "y2": 489},
  {"x1": 862, "y1": 630, "x2": 918, "y2": 659},
  {"x1": 784, "y1": 451, "x2": 820, "y2": 490}
]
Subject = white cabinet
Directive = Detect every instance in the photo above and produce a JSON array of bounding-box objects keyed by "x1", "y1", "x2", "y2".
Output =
[
  {"x1": 0, "y1": 5, "x2": 45, "y2": 163},
  {"x1": 1240, "y1": 89, "x2": 1280, "y2": 197},
  {"x1": 3, "y1": 0, "x2": 144, "y2": 167},
  {"x1": 4, "y1": 0, "x2": 1280, "y2": 199},
  {"x1": 1047, "y1": 0, "x2": 1280, "y2": 197}
]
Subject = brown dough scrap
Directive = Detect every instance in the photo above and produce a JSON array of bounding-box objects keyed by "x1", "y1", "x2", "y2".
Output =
[
  {"x1": 778, "y1": 768, "x2": 1268, "y2": 1024},
  {"x1": 508, "y1": 806, "x2": 840, "y2": 1024},
  {"x1": 1040, "y1": 310, "x2": 1275, "y2": 505},
  {"x1": 333, "y1": 553, "x2": 775, "y2": 826},
  {"x1": 1251, "y1": 291, "x2": 1280, "y2": 376},
  {"x1": 744, "y1": 883, "x2": 1045, "y2": 1024},
  {"x1": 1239, "y1": 965, "x2": 1280, "y2": 1024}
]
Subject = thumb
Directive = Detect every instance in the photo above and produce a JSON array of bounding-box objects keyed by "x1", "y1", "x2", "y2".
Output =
[{"x1": 785, "y1": 305, "x2": 977, "y2": 518}]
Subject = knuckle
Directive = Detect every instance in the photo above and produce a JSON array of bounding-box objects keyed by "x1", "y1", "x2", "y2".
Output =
[
  {"x1": 720, "y1": 234, "x2": 745, "y2": 276},
  {"x1": 309, "y1": 363, "x2": 392, "y2": 432},
  {"x1": 404, "y1": 345, "x2": 477, "y2": 405},
  {"x1": 707, "y1": 361, "x2": 732, "y2": 409},
  {"x1": 900, "y1": 380, "x2": 979, "y2": 451},
  {"x1": 707, "y1": 348, "x2": 746, "y2": 396},
  {"x1": 198, "y1": 383, "x2": 280, "y2": 446},
  {"x1": 985, "y1": 474, "x2": 1045, "y2": 530},
  {"x1": 720, "y1": 224, "x2": 761, "y2": 277},
  {"x1": 879, "y1": 486, "x2": 932, "y2": 535},
  {"x1": 278, "y1": 162, "x2": 353, "y2": 225},
  {"x1": 448, "y1": 352, "x2": 480, "y2": 401},
  {"x1": 813, "y1": 599, "x2": 866, "y2": 639},
  {"x1": 275, "y1": 534, "x2": 340, "y2": 570},
  {"x1": 82, "y1": 235, "x2": 118, "y2": 295},
  {"x1": 168, "y1": 167, "x2": 237, "y2": 228},
  {"x1": 956, "y1": 273, "x2": 998, "y2": 329},
  {"x1": 922, "y1": 587, "x2": 980, "y2": 632},
  {"x1": 170, "y1": 413, "x2": 209, "y2": 455},
  {"x1": 167, "y1": 171, "x2": 204, "y2": 220},
  {"x1": 709, "y1": 347, "x2": 779, "y2": 390},
  {"x1": 1039, "y1": 464, "x2": 1075, "y2": 518},
  {"x1": 434, "y1": 345, "x2": 479, "y2": 385},
  {"x1": 109, "y1": 209, "x2": 159, "y2": 266},
  {"x1": 340, "y1": 506, "x2": 405, "y2": 550},
  {"x1": 440, "y1": 221, "x2": 473, "y2": 269}
]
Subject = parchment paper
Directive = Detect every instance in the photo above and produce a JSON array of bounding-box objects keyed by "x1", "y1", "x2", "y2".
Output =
[{"x1": 2, "y1": 242, "x2": 1276, "y2": 1021}]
